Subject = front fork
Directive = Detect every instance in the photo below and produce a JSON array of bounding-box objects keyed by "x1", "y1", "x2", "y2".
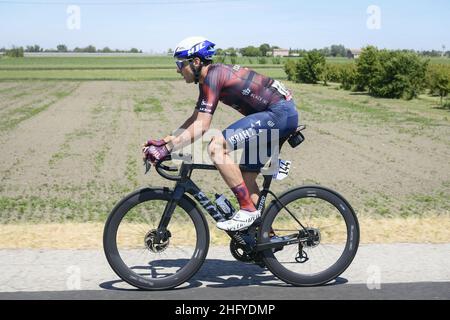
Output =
[
  {"x1": 155, "y1": 179, "x2": 227, "y2": 242},
  {"x1": 155, "y1": 185, "x2": 185, "y2": 242}
]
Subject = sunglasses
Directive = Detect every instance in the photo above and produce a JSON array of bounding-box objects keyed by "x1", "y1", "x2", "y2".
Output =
[{"x1": 176, "y1": 59, "x2": 192, "y2": 70}]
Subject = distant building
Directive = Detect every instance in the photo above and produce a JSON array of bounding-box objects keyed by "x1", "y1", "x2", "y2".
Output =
[
  {"x1": 272, "y1": 49, "x2": 290, "y2": 57},
  {"x1": 347, "y1": 49, "x2": 362, "y2": 59}
]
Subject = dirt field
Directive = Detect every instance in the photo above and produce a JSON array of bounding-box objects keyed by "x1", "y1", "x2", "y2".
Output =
[{"x1": 0, "y1": 80, "x2": 449, "y2": 247}]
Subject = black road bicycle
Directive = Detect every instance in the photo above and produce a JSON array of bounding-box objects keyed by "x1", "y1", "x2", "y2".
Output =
[{"x1": 103, "y1": 126, "x2": 360, "y2": 290}]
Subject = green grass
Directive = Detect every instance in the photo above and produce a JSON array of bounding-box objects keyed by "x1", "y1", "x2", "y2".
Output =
[
  {"x1": 0, "y1": 56, "x2": 175, "y2": 69},
  {"x1": 289, "y1": 81, "x2": 450, "y2": 147},
  {"x1": 0, "y1": 195, "x2": 112, "y2": 223},
  {"x1": 48, "y1": 142, "x2": 70, "y2": 166},
  {"x1": 94, "y1": 146, "x2": 110, "y2": 170},
  {"x1": 125, "y1": 144, "x2": 139, "y2": 187},
  {"x1": 0, "y1": 69, "x2": 180, "y2": 81},
  {"x1": 0, "y1": 82, "x2": 79, "y2": 132},
  {"x1": 52, "y1": 91, "x2": 72, "y2": 99},
  {"x1": 0, "y1": 100, "x2": 54, "y2": 132},
  {"x1": 49, "y1": 128, "x2": 94, "y2": 166},
  {"x1": 11, "y1": 92, "x2": 28, "y2": 99},
  {"x1": 0, "y1": 55, "x2": 288, "y2": 80},
  {"x1": 134, "y1": 97, "x2": 163, "y2": 113},
  {"x1": 174, "y1": 99, "x2": 197, "y2": 111},
  {"x1": 0, "y1": 67, "x2": 287, "y2": 81}
]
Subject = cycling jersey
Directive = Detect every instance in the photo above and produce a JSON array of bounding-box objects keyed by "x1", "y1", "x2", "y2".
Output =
[
  {"x1": 193, "y1": 63, "x2": 298, "y2": 172},
  {"x1": 196, "y1": 64, "x2": 291, "y2": 116}
]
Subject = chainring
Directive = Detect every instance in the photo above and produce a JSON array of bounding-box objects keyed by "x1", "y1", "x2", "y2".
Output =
[{"x1": 229, "y1": 239, "x2": 254, "y2": 263}]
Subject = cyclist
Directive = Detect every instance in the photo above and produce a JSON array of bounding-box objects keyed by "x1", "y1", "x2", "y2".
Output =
[{"x1": 143, "y1": 36, "x2": 298, "y2": 231}]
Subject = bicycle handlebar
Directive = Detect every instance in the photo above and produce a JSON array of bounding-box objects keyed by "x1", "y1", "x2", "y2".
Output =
[{"x1": 144, "y1": 154, "x2": 191, "y2": 181}]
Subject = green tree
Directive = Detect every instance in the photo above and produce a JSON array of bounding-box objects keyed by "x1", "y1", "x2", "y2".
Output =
[
  {"x1": 330, "y1": 44, "x2": 347, "y2": 57},
  {"x1": 428, "y1": 68, "x2": 450, "y2": 107},
  {"x1": 130, "y1": 48, "x2": 139, "y2": 53},
  {"x1": 355, "y1": 46, "x2": 380, "y2": 91},
  {"x1": 369, "y1": 50, "x2": 428, "y2": 99},
  {"x1": 25, "y1": 44, "x2": 42, "y2": 52},
  {"x1": 85, "y1": 45, "x2": 96, "y2": 53},
  {"x1": 259, "y1": 43, "x2": 271, "y2": 56},
  {"x1": 321, "y1": 63, "x2": 331, "y2": 86},
  {"x1": 320, "y1": 47, "x2": 331, "y2": 57},
  {"x1": 284, "y1": 59, "x2": 298, "y2": 81},
  {"x1": 57, "y1": 44, "x2": 68, "y2": 52},
  {"x1": 340, "y1": 64, "x2": 357, "y2": 90},
  {"x1": 296, "y1": 50, "x2": 326, "y2": 84},
  {"x1": 239, "y1": 46, "x2": 261, "y2": 57},
  {"x1": 5, "y1": 46, "x2": 24, "y2": 58},
  {"x1": 226, "y1": 47, "x2": 237, "y2": 56}
]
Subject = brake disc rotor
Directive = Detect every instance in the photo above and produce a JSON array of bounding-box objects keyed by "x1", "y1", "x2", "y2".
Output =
[{"x1": 145, "y1": 229, "x2": 171, "y2": 253}]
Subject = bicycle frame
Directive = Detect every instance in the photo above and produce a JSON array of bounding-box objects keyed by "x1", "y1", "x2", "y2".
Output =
[
  {"x1": 156, "y1": 161, "x2": 275, "y2": 250},
  {"x1": 155, "y1": 159, "x2": 312, "y2": 255}
]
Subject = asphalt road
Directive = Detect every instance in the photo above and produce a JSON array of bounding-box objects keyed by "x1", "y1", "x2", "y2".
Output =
[
  {"x1": 0, "y1": 282, "x2": 448, "y2": 300},
  {"x1": 1, "y1": 244, "x2": 449, "y2": 300}
]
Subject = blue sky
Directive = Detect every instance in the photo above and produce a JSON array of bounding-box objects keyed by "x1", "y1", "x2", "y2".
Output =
[{"x1": 0, "y1": 0, "x2": 449, "y2": 52}]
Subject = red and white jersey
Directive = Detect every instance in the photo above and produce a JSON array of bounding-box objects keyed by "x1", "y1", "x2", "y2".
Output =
[{"x1": 196, "y1": 64, "x2": 291, "y2": 116}]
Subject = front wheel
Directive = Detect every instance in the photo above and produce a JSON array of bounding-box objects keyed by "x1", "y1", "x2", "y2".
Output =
[
  {"x1": 103, "y1": 187, "x2": 209, "y2": 290},
  {"x1": 259, "y1": 186, "x2": 360, "y2": 286}
]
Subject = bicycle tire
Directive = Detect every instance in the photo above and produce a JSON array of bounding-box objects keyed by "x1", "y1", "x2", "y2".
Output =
[
  {"x1": 103, "y1": 187, "x2": 209, "y2": 290},
  {"x1": 259, "y1": 185, "x2": 360, "y2": 286}
]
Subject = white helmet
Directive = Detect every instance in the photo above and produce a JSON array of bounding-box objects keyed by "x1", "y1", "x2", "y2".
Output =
[{"x1": 173, "y1": 36, "x2": 216, "y2": 61}]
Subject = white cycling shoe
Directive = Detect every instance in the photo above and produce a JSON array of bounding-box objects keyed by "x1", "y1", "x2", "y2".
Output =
[{"x1": 216, "y1": 209, "x2": 261, "y2": 232}]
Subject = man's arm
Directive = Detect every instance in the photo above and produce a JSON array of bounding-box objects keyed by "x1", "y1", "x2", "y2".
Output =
[{"x1": 167, "y1": 110, "x2": 212, "y2": 152}]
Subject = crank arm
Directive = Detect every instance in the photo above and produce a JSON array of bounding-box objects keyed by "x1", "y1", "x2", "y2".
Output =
[{"x1": 256, "y1": 234, "x2": 300, "y2": 252}]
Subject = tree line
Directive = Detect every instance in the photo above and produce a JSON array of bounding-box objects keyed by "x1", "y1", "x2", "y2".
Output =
[
  {"x1": 212, "y1": 44, "x2": 450, "y2": 58},
  {"x1": 0, "y1": 44, "x2": 143, "y2": 56},
  {"x1": 3, "y1": 43, "x2": 449, "y2": 58},
  {"x1": 284, "y1": 46, "x2": 450, "y2": 107}
]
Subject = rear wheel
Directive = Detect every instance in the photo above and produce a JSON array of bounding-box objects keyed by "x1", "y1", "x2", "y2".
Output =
[
  {"x1": 103, "y1": 188, "x2": 209, "y2": 290},
  {"x1": 259, "y1": 186, "x2": 359, "y2": 286}
]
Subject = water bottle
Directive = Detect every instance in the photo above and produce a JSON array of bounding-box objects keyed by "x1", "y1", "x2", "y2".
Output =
[{"x1": 214, "y1": 193, "x2": 236, "y2": 219}]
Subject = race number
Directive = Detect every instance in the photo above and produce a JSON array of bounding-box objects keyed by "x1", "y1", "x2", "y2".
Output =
[
  {"x1": 271, "y1": 80, "x2": 292, "y2": 100},
  {"x1": 273, "y1": 159, "x2": 291, "y2": 180}
]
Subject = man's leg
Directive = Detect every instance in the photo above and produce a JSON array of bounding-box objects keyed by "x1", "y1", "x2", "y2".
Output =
[
  {"x1": 208, "y1": 135, "x2": 256, "y2": 212},
  {"x1": 208, "y1": 135, "x2": 261, "y2": 231},
  {"x1": 242, "y1": 171, "x2": 260, "y2": 206},
  {"x1": 208, "y1": 135, "x2": 243, "y2": 188}
]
